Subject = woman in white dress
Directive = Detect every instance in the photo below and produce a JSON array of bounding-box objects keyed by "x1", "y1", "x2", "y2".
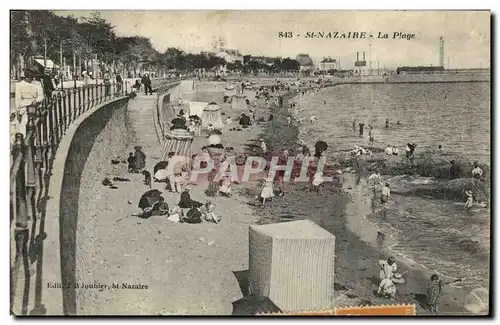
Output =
[
  {"x1": 465, "y1": 190, "x2": 474, "y2": 210},
  {"x1": 260, "y1": 178, "x2": 274, "y2": 207},
  {"x1": 312, "y1": 171, "x2": 325, "y2": 194}
]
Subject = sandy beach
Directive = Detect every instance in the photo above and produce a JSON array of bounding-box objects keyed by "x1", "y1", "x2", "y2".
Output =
[{"x1": 75, "y1": 78, "x2": 485, "y2": 315}]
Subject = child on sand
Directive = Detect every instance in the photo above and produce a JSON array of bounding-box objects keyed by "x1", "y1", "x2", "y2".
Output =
[
  {"x1": 381, "y1": 183, "x2": 391, "y2": 215},
  {"x1": 312, "y1": 171, "x2": 325, "y2": 194},
  {"x1": 260, "y1": 178, "x2": 274, "y2": 207},
  {"x1": 260, "y1": 139, "x2": 268, "y2": 154},
  {"x1": 465, "y1": 190, "x2": 474, "y2": 209},
  {"x1": 127, "y1": 152, "x2": 135, "y2": 173}
]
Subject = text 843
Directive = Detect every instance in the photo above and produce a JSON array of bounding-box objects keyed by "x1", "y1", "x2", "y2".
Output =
[{"x1": 278, "y1": 32, "x2": 293, "y2": 38}]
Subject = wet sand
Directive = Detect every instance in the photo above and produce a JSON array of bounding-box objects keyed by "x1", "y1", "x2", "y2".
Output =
[{"x1": 243, "y1": 85, "x2": 478, "y2": 315}]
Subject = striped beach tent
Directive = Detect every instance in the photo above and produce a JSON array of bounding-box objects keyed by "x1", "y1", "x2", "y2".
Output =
[
  {"x1": 201, "y1": 103, "x2": 224, "y2": 130},
  {"x1": 224, "y1": 83, "x2": 236, "y2": 98},
  {"x1": 188, "y1": 101, "x2": 207, "y2": 136},
  {"x1": 248, "y1": 219, "x2": 336, "y2": 312},
  {"x1": 160, "y1": 128, "x2": 194, "y2": 160}
]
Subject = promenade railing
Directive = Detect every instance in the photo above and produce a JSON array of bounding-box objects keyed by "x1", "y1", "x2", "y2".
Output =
[{"x1": 9, "y1": 79, "x2": 135, "y2": 313}]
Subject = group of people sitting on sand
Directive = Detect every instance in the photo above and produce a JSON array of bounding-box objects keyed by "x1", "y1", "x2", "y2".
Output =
[{"x1": 135, "y1": 186, "x2": 221, "y2": 224}]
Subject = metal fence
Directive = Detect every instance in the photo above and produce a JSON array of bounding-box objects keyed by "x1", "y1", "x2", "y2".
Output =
[
  {"x1": 10, "y1": 77, "x2": 182, "y2": 314},
  {"x1": 10, "y1": 81, "x2": 129, "y2": 236},
  {"x1": 9, "y1": 80, "x2": 132, "y2": 313}
]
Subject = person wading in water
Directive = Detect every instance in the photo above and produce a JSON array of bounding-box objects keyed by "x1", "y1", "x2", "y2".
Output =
[{"x1": 359, "y1": 122, "x2": 365, "y2": 137}]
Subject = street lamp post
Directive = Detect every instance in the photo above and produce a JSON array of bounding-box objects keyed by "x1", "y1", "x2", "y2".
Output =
[{"x1": 60, "y1": 41, "x2": 64, "y2": 91}]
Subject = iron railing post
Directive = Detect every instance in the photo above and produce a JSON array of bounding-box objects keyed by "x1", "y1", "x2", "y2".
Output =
[
  {"x1": 47, "y1": 97, "x2": 55, "y2": 153},
  {"x1": 25, "y1": 105, "x2": 37, "y2": 220},
  {"x1": 78, "y1": 87, "x2": 83, "y2": 116},
  {"x1": 41, "y1": 103, "x2": 50, "y2": 173},
  {"x1": 13, "y1": 133, "x2": 28, "y2": 256},
  {"x1": 57, "y1": 93, "x2": 63, "y2": 140},
  {"x1": 62, "y1": 91, "x2": 68, "y2": 132},
  {"x1": 73, "y1": 87, "x2": 78, "y2": 122}
]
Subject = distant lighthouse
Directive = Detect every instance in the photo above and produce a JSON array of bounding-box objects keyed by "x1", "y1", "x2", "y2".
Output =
[{"x1": 439, "y1": 37, "x2": 445, "y2": 68}]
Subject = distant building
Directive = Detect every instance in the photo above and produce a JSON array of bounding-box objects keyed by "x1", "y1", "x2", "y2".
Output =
[
  {"x1": 318, "y1": 57, "x2": 337, "y2": 71},
  {"x1": 215, "y1": 48, "x2": 243, "y2": 64}
]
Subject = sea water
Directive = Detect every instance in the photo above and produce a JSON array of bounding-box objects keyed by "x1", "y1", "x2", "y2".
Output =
[{"x1": 295, "y1": 81, "x2": 491, "y2": 292}]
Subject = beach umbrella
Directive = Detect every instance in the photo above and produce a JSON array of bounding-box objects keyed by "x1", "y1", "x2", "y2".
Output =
[
  {"x1": 205, "y1": 103, "x2": 221, "y2": 111},
  {"x1": 138, "y1": 189, "x2": 163, "y2": 210},
  {"x1": 314, "y1": 140, "x2": 328, "y2": 152},
  {"x1": 207, "y1": 134, "x2": 222, "y2": 146},
  {"x1": 153, "y1": 161, "x2": 169, "y2": 175}
]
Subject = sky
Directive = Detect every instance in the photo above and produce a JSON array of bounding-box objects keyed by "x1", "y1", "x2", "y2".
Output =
[{"x1": 53, "y1": 10, "x2": 490, "y2": 69}]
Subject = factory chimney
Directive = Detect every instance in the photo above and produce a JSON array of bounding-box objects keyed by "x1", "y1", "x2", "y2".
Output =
[
  {"x1": 363, "y1": 52, "x2": 366, "y2": 61},
  {"x1": 357, "y1": 52, "x2": 359, "y2": 61},
  {"x1": 439, "y1": 37, "x2": 445, "y2": 68}
]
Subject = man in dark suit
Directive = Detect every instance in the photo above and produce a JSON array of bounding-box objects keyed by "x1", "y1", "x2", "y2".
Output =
[{"x1": 141, "y1": 73, "x2": 152, "y2": 95}]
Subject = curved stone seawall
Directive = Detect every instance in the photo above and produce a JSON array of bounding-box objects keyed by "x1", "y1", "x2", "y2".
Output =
[
  {"x1": 157, "y1": 80, "x2": 194, "y2": 133},
  {"x1": 43, "y1": 97, "x2": 130, "y2": 315},
  {"x1": 194, "y1": 81, "x2": 225, "y2": 93},
  {"x1": 389, "y1": 73, "x2": 490, "y2": 83}
]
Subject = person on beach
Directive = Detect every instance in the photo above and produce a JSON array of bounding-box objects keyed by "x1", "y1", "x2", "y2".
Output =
[
  {"x1": 472, "y1": 162, "x2": 483, "y2": 180},
  {"x1": 359, "y1": 122, "x2": 365, "y2": 136},
  {"x1": 178, "y1": 188, "x2": 194, "y2": 209},
  {"x1": 437, "y1": 145, "x2": 443, "y2": 152},
  {"x1": 167, "y1": 206, "x2": 183, "y2": 223},
  {"x1": 127, "y1": 152, "x2": 135, "y2": 173},
  {"x1": 287, "y1": 115, "x2": 292, "y2": 126},
  {"x1": 465, "y1": 190, "x2": 474, "y2": 210},
  {"x1": 392, "y1": 145, "x2": 399, "y2": 156},
  {"x1": 268, "y1": 114, "x2": 274, "y2": 123},
  {"x1": 260, "y1": 178, "x2": 274, "y2": 207},
  {"x1": 381, "y1": 182, "x2": 391, "y2": 215},
  {"x1": 426, "y1": 275, "x2": 463, "y2": 314},
  {"x1": 164, "y1": 152, "x2": 176, "y2": 191},
  {"x1": 385, "y1": 118, "x2": 389, "y2": 128},
  {"x1": 133, "y1": 146, "x2": 146, "y2": 173},
  {"x1": 449, "y1": 160, "x2": 461, "y2": 180},
  {"x1": 405, "y1": 143, "x2": 417, "y2": 159},
  {"x1": 312, "y1": 171, "x2": 325, "y2": 194},
  {"x1": 201, "y1": 200, "x2": 221, "y2": 223},
  {"x1": 368, "y1": 125, "x2": 375, "y2": 145},
  {"x1": 310, "y1": 116, "x2": 316, "y2": 123},
  {"x1": 367, "y1": 170, "x2": 381, "y2": 193},
  {"x1": 14, "y1": 67, "x2": 44, "y2": 139},
  {"x1": 352, "y1": 120, "x2": 357, "y2": 132},
  {"x1": 385, "y1": 145, "x2": 393, "y2": 155},
  {"x1": 182, "y1": 204, "x2": 203, "y2": 224},
  {"x1": 377, "y1": 256, "x2": 398, "y2": 299},
  {"x1": 219, "y1": 162, "x2": 233, "y2": 197},
  {"x1": 275, "y1": 150, "x2": 288, "y2": 197},
  {"x1": 260, "y1": 139, "x2": 268, "y2": 155}
]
